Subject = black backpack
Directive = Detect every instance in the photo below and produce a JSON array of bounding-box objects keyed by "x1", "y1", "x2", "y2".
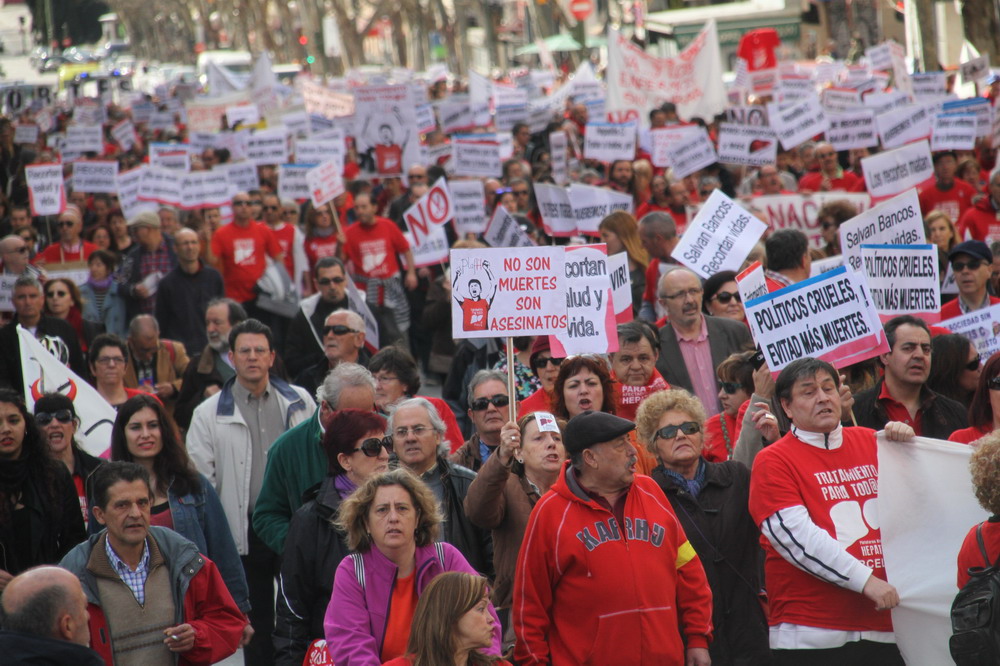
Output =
[{"x1": 950, "y1": 522, "x2": 1000, "y2": 665}]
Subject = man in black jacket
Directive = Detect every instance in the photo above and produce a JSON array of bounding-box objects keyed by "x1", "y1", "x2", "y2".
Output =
[
  {"x1": 388, "y1": 396, "x2": 493, "y2": 577},
  {"x1": 853, "y1": 315, "x2": 968, "y2": 438},
  {"x1": 284, "y1": 257, "x2": 351, "y2": 378},
  {"x1": 155, "y1": 228, "x2": 224, "y2": 353}
]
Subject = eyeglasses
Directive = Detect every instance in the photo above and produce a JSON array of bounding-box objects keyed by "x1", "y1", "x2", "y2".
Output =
[
  {"x1": 232, "y1": 201, "x2": 251, "y2": 206},
  {"x1": 353, "y1": 437, "x2": 393, "y2": 457},
  {"x1": 533, "y1": 356, "x2": 563, "y2": 370},
  {"x1": 47, "y1": 291, "x2": 68, "y2": 298},
  {"x1": 250, "y1": 200, "x2": 262, "y2": 206},
  {"x1": 470, "y1": 394, "x2": 510, "y2": 411},
  {"x1": 57, "y1": 221, "x2": 74, "y2": 228},
  {"x1": 324, "y1": 324, "x2": 359, "y2": 336},
  {"x1": 989, "y1": 376, "x2": 1000, "y2": 391},
  {"x1": 952, "y1": 259, "x2": 985, "y2": 272},
  {"x1": 263, "y1": 205, "x2": 279, "y2": 211},
  {"x1": 393, "y1": 425, "x2": 433, "y2": 438},
  {"x1": 317, "y1": 277, "x2": 346, "y2": 286},
  {"x1": 711, "y1": 291, "x2": 741, "y2": 304},
  {"x1": 3, "y1": 246, "x2": 28, "y2": 254},
  {"x1": 95, "y1": 356, "x2": 126, "y2": 366},
  {"x1": 35, "y1": 409, "x2": 74, "y2": 426},
  {"x1": 513, "y1": 189, "x2": 530, "y2": 196},
  {"x1": 374, "y1": 374, "x2": 399, "y2": 385},
  {"x1": 653, "y1": 422, "x2": 700, "y2": 441},
  {"x1": 720, "y1": 382, "x2": 743, "y2": 394},
  {"x1": 659, "y1": 288, "x2": 703, "y2": 301},
  {"x1": 966, "y1": 357, "x2": 982, "y2": 371}
]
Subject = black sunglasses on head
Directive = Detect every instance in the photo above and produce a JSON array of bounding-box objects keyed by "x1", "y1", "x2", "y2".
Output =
[
  {"x1": 353, "y1": 437, "x2": 393, "y2": 457},
  {"x1": 654, "y1": 422, "x2": 700, "y2": 440},
  {"x1": 470, "y1": 395, "x2": 510, "y2": 411},
  {"x1": 35, "y1": 409, "x2": 74, "y2": 426}
]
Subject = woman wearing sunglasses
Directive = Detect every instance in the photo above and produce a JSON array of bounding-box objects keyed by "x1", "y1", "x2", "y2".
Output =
[
  {"x1": 103, "y1": 394, "x2": 252, "y2": 638},
  {"x1": 703, "y1": 351, "x2": 755, "y2": 463},
  {"x1": 701, "y1": 271, "x2": 745, "y2": 324},
  {"x1": 950, "y1": 351, "x2": 1000, "y2": 445},
  {"x1": 517, "y1": 337, "x2": 562, "y2": 418},
  {"x1": 928, "y1": 334, "x2": 980, "y2": 406},
  {"x1": 275, "y1": 409, "x2": 390, "y2": 666},
  {"x1": 636, "y1": 388, "x2": 771, "y2": 665}
]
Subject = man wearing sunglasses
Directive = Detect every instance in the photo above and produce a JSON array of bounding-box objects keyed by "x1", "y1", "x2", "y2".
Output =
[
  {"x1": 764, "y1": 229, "x2": 811, "y2": 292},
  {"x1": 853, "y1": 315, "x2": 968, "y2": 440},
  {"x1": 33, "y1": 204, "x2": 96, "y2": 267},
  {"x1": 450, "y1": 370, "x2": 510, "y2": 472},
  {"x1": 939, "y1": 240, "x2": 1000, "y2": 320},
  {"x1": 262, "y1": 194, "x2": 308, "y2": 297},
  {"x1": 293, "y1": 310, "x2": 368, "y2": 396}
]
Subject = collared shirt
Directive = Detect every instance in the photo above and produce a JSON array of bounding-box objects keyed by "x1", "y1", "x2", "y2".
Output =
[
  {"x1": 233, "y1": 380, "x2": 285, "y2": 510},
  {"x1": 674, "y1": 316, "x2": 720, "y2": 417},
  {"x1": 105, "y1": 536, "x2": 150, "y2": 605},
  {"x1": 876, "y1": 380, "x2": 924, "y2": 436},
  {"x1": 958, "y1": 291, "x2": 993, "y2": 315},
  {"x1": 478, "y1": 439, "x2": 496, "y2": 464}
]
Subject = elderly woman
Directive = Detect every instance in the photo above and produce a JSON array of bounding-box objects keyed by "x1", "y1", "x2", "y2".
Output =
[
  {"x1": 636, "y1": 388, "x2": 772, "y2": 665},
  {"x1": 517, "y1": 337, "x2": 562, "y2": 417},
  {"x1": 465, "y1": 412, "x2": 566, "y2": 643},
  {"x1": 950, "y1": 351, "x2": 1000, "y2": 444},
  {"x1": 958, "y1": 430, "x2": 1000, "y2": 589},
  {"x1": 384, "y1": 572, "x2": 511, "y2": 666},
  {"x1": 324, "y1": 469, "x2": 501, "y2": 665},
  {"x1": 275, "y1": 409, "x2": 390, "y2": 666}
]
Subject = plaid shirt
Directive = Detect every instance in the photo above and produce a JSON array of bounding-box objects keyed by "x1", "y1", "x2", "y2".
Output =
[
  {"x1": 105, "y1": 535, "x2": 151, "y2": 605},
  {"x1": 137, "y1": 241, "x2": 174, "y2": 313}
]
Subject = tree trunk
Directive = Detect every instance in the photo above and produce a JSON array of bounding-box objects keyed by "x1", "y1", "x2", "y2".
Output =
[{"x1": 962, "y1": 0, "x2": 1000, "y2": 57}]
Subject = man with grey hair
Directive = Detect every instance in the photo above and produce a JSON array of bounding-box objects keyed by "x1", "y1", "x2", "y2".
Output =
[
  {"x1": 119, "y1": 209, "x2": 177, "y2": 321},
  {"x1": 638, "y1": 211, "x2": 681, "y2": 322},
  {"x1": 123, "y1": 313, "x2": 189, "y2": 416},
  {"x1": 0, "y1": 234, "x2": 42, "y2": 323},
  {"x1": 293, "y1": 309, "x2": 369, "y2": 396},
  {"x1": 0, "y1": 566, "x2": 102, "y2": 664},
  {"x1": 390, "y1": 397, "x2": 493, "y2": 576},
  {"x1": 0, "y1": 275, "x2": 86, "y2": 390},
  {"x1": 253, "y1": 362, "x2": 377, "y2": 555},
  {"x1": 449, "y1": 369, "x2": 510, "y2": 471}
]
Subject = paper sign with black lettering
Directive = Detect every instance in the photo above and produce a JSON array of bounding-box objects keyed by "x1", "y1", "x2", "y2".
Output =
[
  {"x1": 821, "y1": 87, "x2": 864, "y2": 112},
  {"x1": 295, "y1": 135, "x2": 344, "y2": 171},
  {"x1": 960, "y1": 55, "x2": 990, "y2": 84},
  {"x1": 717, "y1": 123, "x2": 778, "y2": 166},
  {"x1": 149, "y1": 144, "x2": 191, "y2": 172},
  {"x1": 533, "y1": 183, "x2": 576, "y2": 238},
  {"x1": 25, "y1": 163, "x2": 65, "y2": 217},
  {"x1": 860, "y1": 243, "x2": 940, "y2": 321},
  {"x1": 942, "y1": 98, "x2": 992, "y2": 138},
  {"x1": 876, "y1": 104, "x2": 932, "y2": 149},
  {"x1": 223, "y1": 161, "x2": 259, "y2": 193},
  {"x1": 439, "y1": 101, "x2": 474, "y2": 134},
  {"x1": 450, "y1": 246, "x2": 567, "y2": 338},
  {"x1": 568, "y1": 184, "x2": 633, "y2": 235},
  {"x1": 225, "y1": 104, "x2": 260, "y2": 128},
  {"x1": 650, "y1": 125, "x2": 702, "y2": 168},
  {"x1": 111, "y1": 119, "x2": 137, "y2": 151},
  {"x1": 551, "y1": 244, "x2": 618, "y2": 356},
  {"x1": 14, "y1": 124, "x2": 37, "y2": 145},
  {"x1": 839, "y1": 188, "x2": 925, "y2": 273},
  {"x1": 778, "y1": 74, "x2": 814, "y2": 101},
  {"x1": 866, "y1": 43, "x2": 894, "y2": 72},
  {"x1": 769, "y1": 96, "x2": 829, "y2": 150},
  {"x1": 179, "y1": 170, "x2": 235, "y2": 210},
  {"x1": 247, "y1": 128, "x2": 290, "y2": 165},
  {"x1": 931, "y1": 114, "x2": 977, "y2": 151},
  {"x1": 306, "y1": 160, "x2": 344, "y2": 208},
  {"x1": 583, "y1": 122, "x2": 636, "y2": 163},
  {"x1": 549, "y1": 131, "x2": 568, "y2": 185},
  {"x1": 659, "y1": 127, "x2": 718, "y2": 179},
  {"x1": 811, "y1": 255, "x2": 844, "y2": 276},
  {"x1": 864, "y1": 91, "x2": 914, "y2": 117},
  {"x1": 281, "y1": 111, "x2": 310, "y2": 137},
  {"x1": 736, "y1": 260, "x2": 768, "y2": 304},
  {"x1": 607, "y1": 252, "x2": 634, "y2": 324},
  {"x1": 137, "y1": 166, "x2": 181, "y2": 207},
  {"x1": 671, "y1": 190, "x2": 767, "y2": 280},
  {"x1": 451, "y1": 135, "x2": 501, "y2": 178},
  {"x1": 116, "y1": 167, "x2": 157, "y2": 220},
  {"x1": 940, "y1": 303, "x2": 1000, "y2": 360},
  {"x1": 826, "y1": 110, "x2": 879, "y2": 151},
  {"x1": 745, "y1": 266, "x2": 885, "y2": 372},
  {"x1": 72, "y1": 161, "x2": 119, "y2": 194},
  {"x1": 911, "y1": 72, "x2": 947, "y2": 99},
  {"x1": 403, "y1": 178, "x2": 453, "y2": 247},
  {"x1": 484, "y1": 205, "x2": 534, "y2": 248},
  {"x1": 403, "y1": 226, "x2": 449, "y2": 269},
  {"x1": 64, "y1": 125, "x2": 103, "y2": 155},
  {"x1": 277, "y1": 164, "x2": 313, "y2": 202},
  {"x1": 860, "y1": 139, "x2": 933, "y2": 198},
  {"x1": 449, "y1": 180, "x2": 487, "y2": 236}
]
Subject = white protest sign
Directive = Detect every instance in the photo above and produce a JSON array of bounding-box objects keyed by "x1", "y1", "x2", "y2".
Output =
[
  {"x1": 865, "y1": 43, "x2": 894, "y2": 71},
  {"x1": 403, "y1": 226, "x2": 449, "y2": 268},
  {"x1": 567, "y1": 184, "x2": 633, "y2": 235},
  {"x1": 931, "y1": 113, "x2": 977, "y2": 151},
  {"x1": 72, "y1": 161, "x2": 118, "y2": 194},
  {"x1": 137, "y1": 166, "x2": 182, "y2": 207},
  {"x1": 769, "y1": 95, "x2": 829, "y2": 150},
  {"x1": 942, "y1": 98, "x2": 992, "y2": 138},
  {"x1": 864, "y1": 90, "x2": 914, "y2": 116},
  {"x1": 839, "y1": 188, "x2": 925, "y2": 273},
  {"x1": 0, "y1": 274, "x2": 17, "y2": 311},
  {"x1": 439, "y1": 101, "x2": 475, "y2": 134},
  {"x1": 64, "y1": 125, "x2": 103, "y2": 155},
  {"x1": 911, "y1": 72, "x2": 947, "y2": 98},
  {"x1": 450, "y1": 180, "x2": 487, "y2": 236},
  {"x1": 533, "y1": 183, "x2": 576, "y2": 238},
  {"x1": 451, "y1": 135, "x2": 501, "y2": 178},
  {"x1": 810, "y1": 255, "x2": 845, "y2": 275},
  {"x1": 607, "y1": 252, "x2": 634, "y2": 323},
  {"x1": 860, "y1": 140, "x2": 933, "y2": 198},
  {"x1": 111, "y1": 119, "x2": 137, "y2": 151},
  {"x1": 860, "y1": 243, "x2": 940, "y2": 322},
  {"x1": 484, "y1": 206, "x2": 534, "y2": 248},
  {"x1": 282, "y1": 110, "x2": 310, "y2": 137},
  {"x1": 450, "y1": 246, "x2": 566, "y2": 338},
  {"x1": 14, "y1": 124, "x2": 38, "y2": 145},
  {"x1": 149, "y1": 144, "x2": 191, "y2": 172},
  {"x1": 941, "y1": 303, "x2": 1000, "y2": 360},
  {"x1": 960, "y1": 55, "x2": 990, "y2": 84},
  {"x1": 225, "y1": 103, "x2": 260, "y2": 128},
  {"x1": 223, "y1": 161, "x2": 259, "y2": 193},
  {"x1": 306, "y1": 160, "x2": 345, "y2": 207},
  {"x1": 821, "y1": 87, "x2": 864, "y2": 112},
  {"x1": 717, "y1": 123, "x2": 778, "y2": 167},
  {"x1": 25, "y1": 163, "x2": 65, "y2": 217},
  {"x1": 148, "y1": 111, "x2": 176, "y2": 132},
  {"x1": 876, "y1": 104, "x2": 932, "y2": 149},
  {"x1": 649, "y1": 125, "x2": 702, "y2": 167},
  {"x1": 549, "y1": 131, "x2": 569, "y2": 185},
  {"x1": 277, "y1": 164, "x2": 313, "y2": 202},
  {"x1": 671, "y1": 190, "x2": 767, "y2": 279},
  {"x1": 247, "y1": 128, "x2": 290, "y2": 165},
  {"x1": 583, "y1": 122, "x2": 636, "y2": 163},
  {"x1": 551, "y1": 245, "x2": 618, "y2": 356},
  {"x1": 659, "y1": 127, "x2": 718, "y2": 179},
  {"x1": 495, "y1": 103, "x2": 529, "y2": 132},
  {"x1": 745, "y1": 266, "x2": 885, "y2": 372},
  {"x1": 116, "y1": 167, "x2": 157, "y2": 220},
  {"x1": 295, "y1": 134, "x2": 343, "y2": 170},
  {"x1": 753, "y1": 192, "x2": 872, "y2": 248},
  {"x1": 826, "y1": 110, "x2": 879, "y2": 151},
  {"x1": 403, "y1": 177, "x2": 453, "y2": 246},
  {"x1": 301, "y1": 79, "x2": 355, "y2": 118}
]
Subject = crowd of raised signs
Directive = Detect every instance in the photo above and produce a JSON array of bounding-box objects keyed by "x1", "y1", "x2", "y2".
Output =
[{"x1": 4, "y1": 31, "x2": 1000, "y2": 666}]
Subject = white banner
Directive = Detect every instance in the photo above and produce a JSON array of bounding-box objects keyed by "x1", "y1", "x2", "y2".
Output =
[
  {"x1": 753, "y1": 192, "x2": 872, "y2": 248},
  {"x1": 451, "y1": 135, "x2": 501, "y2": 178},
  {"x1": 769, "y1": 95, "x2": 829, "y2": 150},
  {"x1": 671, "y1": 190, "x2": 767, "y2": 279},
  {"x1": 860, "y1": 140, "x2": 933, "y2": 198},
  {"x1": 25, "y1": 163, "x2": 65, "y2": 217},
  {"x1": 876, "y1": 104, "x2": 932, "y2": 149},
  {"x1": 450, "y1": 180, "x2": 487, "y2": 236},
  {"x1": 859, "y1": 243, "x2": 940, "y2": 322},
  {"x1": 931, "y1": 113, "x2": 977, "y2": 151},
  {"x1": 583, "y1": 122, "x2": 636, "y2": 163},
  {"x1": 484, "y1": 205, "x2": 535, "y2": 248},
  {"x1": 717, "y1": 123, "x2": 778, "y2": 166},
  {"x1": 839, "y1": 188, "x2": 925, "y2": 273},
  {"x1": 826, "y1": 110, "x2": 879, "y2": 151},
  {"x1": 306, "y1": 160, "x2": 345, "y2": 208},
  {"x1": 533, "y1": 183, "x2": 577, "y2": 238},
  {"x1": 72, "y1": 160, "x2": 119, "y2": 194},
  {"x1": 567, "y1": 184, "x2": 633, "y2": 235}
]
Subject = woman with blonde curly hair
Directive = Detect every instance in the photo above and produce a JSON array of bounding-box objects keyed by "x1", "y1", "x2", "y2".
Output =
[
  {"x1": 323, "y1": 469, "x2": 501, "y2": 665},
  {"x1": 957, "y1": 431, "x2": 1000, "y2": 588},
  {"x1": 383, "y1": 572, "x2": 512, "y2": 666},
  {"x1": 636, "y1": 388, "x2": 771, "y2": 665}
]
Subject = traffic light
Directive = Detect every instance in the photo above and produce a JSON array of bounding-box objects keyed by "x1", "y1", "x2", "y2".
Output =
[{"x1": 298, "y1": 35, "x2": 308, "y2": 46}]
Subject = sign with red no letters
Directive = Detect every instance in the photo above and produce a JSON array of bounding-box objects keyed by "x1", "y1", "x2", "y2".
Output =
[{"x1": 403, "y1": 177, "x2": 453, "y2": 247}]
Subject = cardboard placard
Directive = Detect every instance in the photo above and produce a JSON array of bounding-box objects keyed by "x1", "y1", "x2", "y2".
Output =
[
  {"x1": 25, "y1": 163, "x2": 65, "y2": 217},
  {"x1": 859, "y1": 243, "x2": 940, "y2": 322},
  {"x1": 671, "y1": 190, "x2": 767, "y2": 279},
  {"x1": 72, "y1": 160, "x2": 119, "y2": 194},
  {"x1": 449, "y1": 179, "x2": 487, "y2": 236},
  {"x1": 860, "y1": 140, "x2": 933, "y2": 198},
  {"x1": 550, "y1": 244, "x2": 619, "y2": 356},
  {"x1": 838, "y1": 188, "x2": 925, "y2": 273}
]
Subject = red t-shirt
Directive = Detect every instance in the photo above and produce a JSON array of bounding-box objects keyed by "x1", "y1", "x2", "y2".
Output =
[
  {"x1": 34, "y1": 241, "x2": 97, "y2": 266},
  {"x1": 304, "y1": 234, "x2": 340, "y2": 269},
  {"x1": 375, "y1": 144, "x2": 404, "y2": 176},
  {"x1": 269, "y1": 223, "x2": 298, "y2": 279},
  {"x1": 876, "y1": 381, "x2": 923, "y2": 436},
  {"x1": 634, "y1": 201, "x2": 671, "y2": 220},
  {"x1": 380, "y1": 571, "x2": 417, "y2": 662},
  {"x1": 461, "y1": 298, "x2": 489, "y2": 331},
  {"x1": 344, "y1": 218, "x2": 409, "y2": 280},
  {"x1": 749, "y1": 426, "x2": 892, "y2": 632},
  {"x1": 958, "y1": 520, "x2": 1000, "y2": 588},
  {"x1": 737, "y1": 28, "x2": 780, "y2": 71},
  {"x1": 949, "y1": 425, "x2": 992, "y2": 445},
  {"x1": 919, "y1": 180, "x2": 978, "y2": 222},
  {"x1": 798, "y1": 170, "x2": 862, "y2": 193},
  {"x1": 211, "y1": 221, "x2": 282, "y2": 303}
]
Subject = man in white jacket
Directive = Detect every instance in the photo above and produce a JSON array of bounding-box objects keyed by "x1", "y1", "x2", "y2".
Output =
[{"x1": 187, "y1": 317, "x2": 315, "y2": 666}]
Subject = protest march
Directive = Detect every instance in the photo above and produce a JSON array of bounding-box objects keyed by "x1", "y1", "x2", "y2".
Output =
[{"x1": 5, "y1": 15, "x2": 1000, "y2": 666}]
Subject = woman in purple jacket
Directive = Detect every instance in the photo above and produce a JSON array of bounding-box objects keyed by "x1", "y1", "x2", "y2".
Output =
[{"x1": 323, "y1": 468, "x2": 502, "y2": 665}]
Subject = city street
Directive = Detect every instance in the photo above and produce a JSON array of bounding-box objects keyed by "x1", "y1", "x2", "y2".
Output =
[{"x1": 0, "y1": 1, "x2": 60, "y2": 85}]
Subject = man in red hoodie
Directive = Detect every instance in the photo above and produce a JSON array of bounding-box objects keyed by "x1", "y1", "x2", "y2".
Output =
[
  {"x1": 958, "y1": 168, "x2": 1000, "y2": 242},
  {"x1": 513, "y1": 410, "x2": 713, "y2": 665}
]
